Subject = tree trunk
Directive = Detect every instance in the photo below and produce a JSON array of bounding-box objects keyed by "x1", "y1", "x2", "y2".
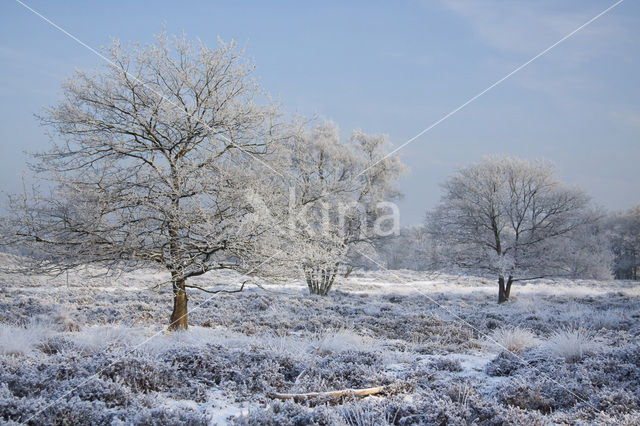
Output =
[
  {"x1": 168, "y1": 278, "x2": 188, "y2": 331},
  {"x1": 305, "y1": 265, "x2": 337, "y2": 296},
  {"x1": 343, "y1": 265, "x2": 354, "y2": 278},
  {"x1": 498, "y1": 276, "x2": 507, "y2": 304},
  {"x1": 498, "y1": 275, "x2": 514, "y2": 304},
  {"x1": 504, "y1": 275, "x2": 513, "y2": 300}
]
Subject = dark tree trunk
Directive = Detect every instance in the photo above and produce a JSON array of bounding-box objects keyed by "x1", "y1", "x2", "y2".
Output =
[
  {"x1": 498, "y1": 276, "x2": 506, "y2": 303},
  {"x1": 505, "y1": 276, "x2": 513, "y2": 299},
  {"x1": 498, "y1": 275, "x2": 514, "y2": 304},
  {"x1": 343, "y1": 265, "x2": 354, "y2": 279},
  {"x1": 168, "y1": 278, "x2": 188, "y2": 331},
  {"x1": 305, "y1": 265, "x2": 338, "y2": 296}
]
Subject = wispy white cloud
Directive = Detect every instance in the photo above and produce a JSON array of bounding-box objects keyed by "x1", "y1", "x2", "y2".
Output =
[
  {"x1": 440, "y1": 0, "x2": 625, "y2": 64},
  {"x1": 436, "y1": 0, "x2": 638, "y2": 114}
]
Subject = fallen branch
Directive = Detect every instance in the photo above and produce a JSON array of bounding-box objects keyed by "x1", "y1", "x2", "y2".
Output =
[{"x1": 268, "y1": 386, "x2": 386, "y2": 401}]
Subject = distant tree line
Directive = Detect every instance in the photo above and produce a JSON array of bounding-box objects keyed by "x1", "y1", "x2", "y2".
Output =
[
  {"x1": 607, "y1": 205, "x2": 640, "y2": 280},
  {"x1": 377, "y1": 200, "x2": 640, "y2": 283}
]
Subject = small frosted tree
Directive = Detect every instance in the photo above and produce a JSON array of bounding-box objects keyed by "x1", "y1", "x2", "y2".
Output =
[
  {"x1": 5, "y1": 33, "x2": 288, "y2": 330},
  {"x1": 280, "y1": 122, "x2": 404, "y2": 295},
  {"x1": 427, "y1": 156, "x2": 595, "y2": 303}
]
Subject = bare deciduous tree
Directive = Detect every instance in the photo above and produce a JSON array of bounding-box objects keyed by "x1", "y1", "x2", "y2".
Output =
[
  {"x1": 427, "y1": 156, "x2": 595, "y2": 303},
  {"x1": 5, "y1": 33, "x2": 288, "y2": 330},
  {"x1": 281, "y1": 122, "x2": 405, "y2": 295}
]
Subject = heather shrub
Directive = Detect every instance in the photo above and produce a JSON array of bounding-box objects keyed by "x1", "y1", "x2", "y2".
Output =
[
  {"x1": 162, "y1": 344, "x2": 300, "y2": 395},
  {"x1": 485, "y1": 351, "x2": 523, "y2": 377},
  {"x1": 127, "y1": 406, "x2": 209, "y2": 426},
  {"x1": 302, "y1": 351, "x2": 386, "y2": 390},
  {"x1": 239, "y1": 400, "x2": 344, "y2": 425},
  {"x1": 98, "y1": 352, "x2": 184, "y2": 393},
  {"x1": 430, "y1": 356, "x2": 464, "y2": 372}
]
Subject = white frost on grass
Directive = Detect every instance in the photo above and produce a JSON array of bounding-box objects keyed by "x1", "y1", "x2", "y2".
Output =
[
  {"x1": 543, "y1": 328, "x2": 603, "y2": 362},
  {"x1": 71, "y1": 325, "x2": 152, "y2": 352},
  {"x1": 322, "y1": 329, "x2": 380, "y2": 354},
  {"x1": 487, "y1": 327, "x2": 539, "y2": 353},
  {"x1": 511, "y1": 295, "x2": 540, "y2": 313},
  {"x1": 0, "y1": 323, "x2": 50, "y2": 356}
]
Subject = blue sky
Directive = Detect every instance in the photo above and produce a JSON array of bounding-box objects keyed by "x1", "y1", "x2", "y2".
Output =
[{"x1": 1, "y1": 0, "x2": 638, "y2": 224}]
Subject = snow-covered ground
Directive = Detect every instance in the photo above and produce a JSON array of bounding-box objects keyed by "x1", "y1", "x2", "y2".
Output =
[{"x1": 1, "y1": 255, "x2": 639, "y2": 425}]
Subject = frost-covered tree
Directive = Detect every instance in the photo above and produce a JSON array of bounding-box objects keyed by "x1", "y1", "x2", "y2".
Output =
[
  {"x1": 4, "y1": 33, "x2": 289, "y2": 330},
  {"x1": 607, "y1": 205, "x2": 640, "y2": 280},
  {"x1": 555, "y1": 217, "x2": 613, "y2": 280},
  {"x1": 376, "y1": 226, "x2": 435, "y2": 271},
  {"x1": 427, "y1": 156, "x2": 595, "y2": 303},
  {"x1": 279, "y1": 122, "x2": 404, "y2": 295}
]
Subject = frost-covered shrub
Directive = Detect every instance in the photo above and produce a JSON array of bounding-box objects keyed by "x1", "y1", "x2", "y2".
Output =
[
  {"x1": 72, "y1": 376, "x2": 133, "y2": 408},
  {"x1": 377, "y1": 386, "x2": 523, "y2": 426},
  {"x1": 51, "y1": 309, "x2": 81, "y2": 332},
  {"x1": 373, "y1": 313, "x2": 478, "y2": 354},
  {"x1": 0, "y1": 383, "x2": 28, "y2": 424},
  {"x1": 1, "y1": 353, "x2": 92, "y2": 398},
  {"x1": 99, "y1": 352, "x2": 186, "y2": 394},
  {"x1": 590, "y1": 411, "x2": 640, "y2": 426},
  {"x1": 239, "y1": 400, "x2": 344, "y2": 425},
  {"x1": 485, "y1": 351, "x2": 523, "y2": 377},
  {"x1": 127, "y1": 406, "x2": 209, "y2": 426},
  {"x1": 29, "y1": 397, "x2": 114, "y2": 426},
  {"x1": 592, "y1": 388, "x2": 640, "y2": 414},
  {"x1": 498, "y1": 379, "x2": 557, "y2": 414},
  {"x1": 340, "y1": 398, "x2": 395, "y2": 426},
  {"x1": 430, "y1": 356, "x2": 464, "y2": 372},
  {"x1": 304, "y1": 351, "x2": 385, "y2": 390},
  {"x1": 163, "y1": 344, "x2": 300, "y2": 395},
  {"x1": 243, "y1": 392, "x2": 513, "y2": 426},
  {"x1": 544, "y1": 328, "x2": 601, "y2": 362},
  {"x1": 488, "y1": 327, "x2": 538, "y2": 353},
  {"x1": 497, "y1": 369, "x2": 593, "y2": 415},
  {"x1": 582, "y1": 345, "x2": 640, "y2": 387},
  {"x1": 36, "y1": 335, "x2": 75, "y2": 355}
]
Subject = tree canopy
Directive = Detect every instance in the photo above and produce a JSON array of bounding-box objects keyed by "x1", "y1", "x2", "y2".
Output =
[{"x1": 427, "y1": 156, "x2": 597, "y2": 302}]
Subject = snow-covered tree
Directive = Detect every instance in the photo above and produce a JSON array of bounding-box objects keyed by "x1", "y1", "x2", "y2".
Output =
[
  {"x1": 376, "y1": 226, "x2": 435, "y2": 271},
  {"x1": 4, "y1": 33, "x2": 290, "y2": 330},
  {"x1": 555, "y1": 216, "x2": 613, "y2": 280},
  {"x1": 279, "y1": 122, "x2": 404, "y2": 295},
  {"x1": 607, "y1": 205, "x2": 640, "y2": 280},
  {"x1": 427, "y1": 156, "x2": 596, "y2": 303}
]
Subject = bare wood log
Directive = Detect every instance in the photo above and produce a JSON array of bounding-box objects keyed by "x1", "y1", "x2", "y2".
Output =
[{"x1": 268, "y1": 386, "x2": 386, "y2": 400}]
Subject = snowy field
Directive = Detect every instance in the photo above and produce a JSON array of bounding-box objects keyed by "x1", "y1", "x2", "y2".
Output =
[{"x1": 1, "y1": 254, "x2": 639, "y2": 425}]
